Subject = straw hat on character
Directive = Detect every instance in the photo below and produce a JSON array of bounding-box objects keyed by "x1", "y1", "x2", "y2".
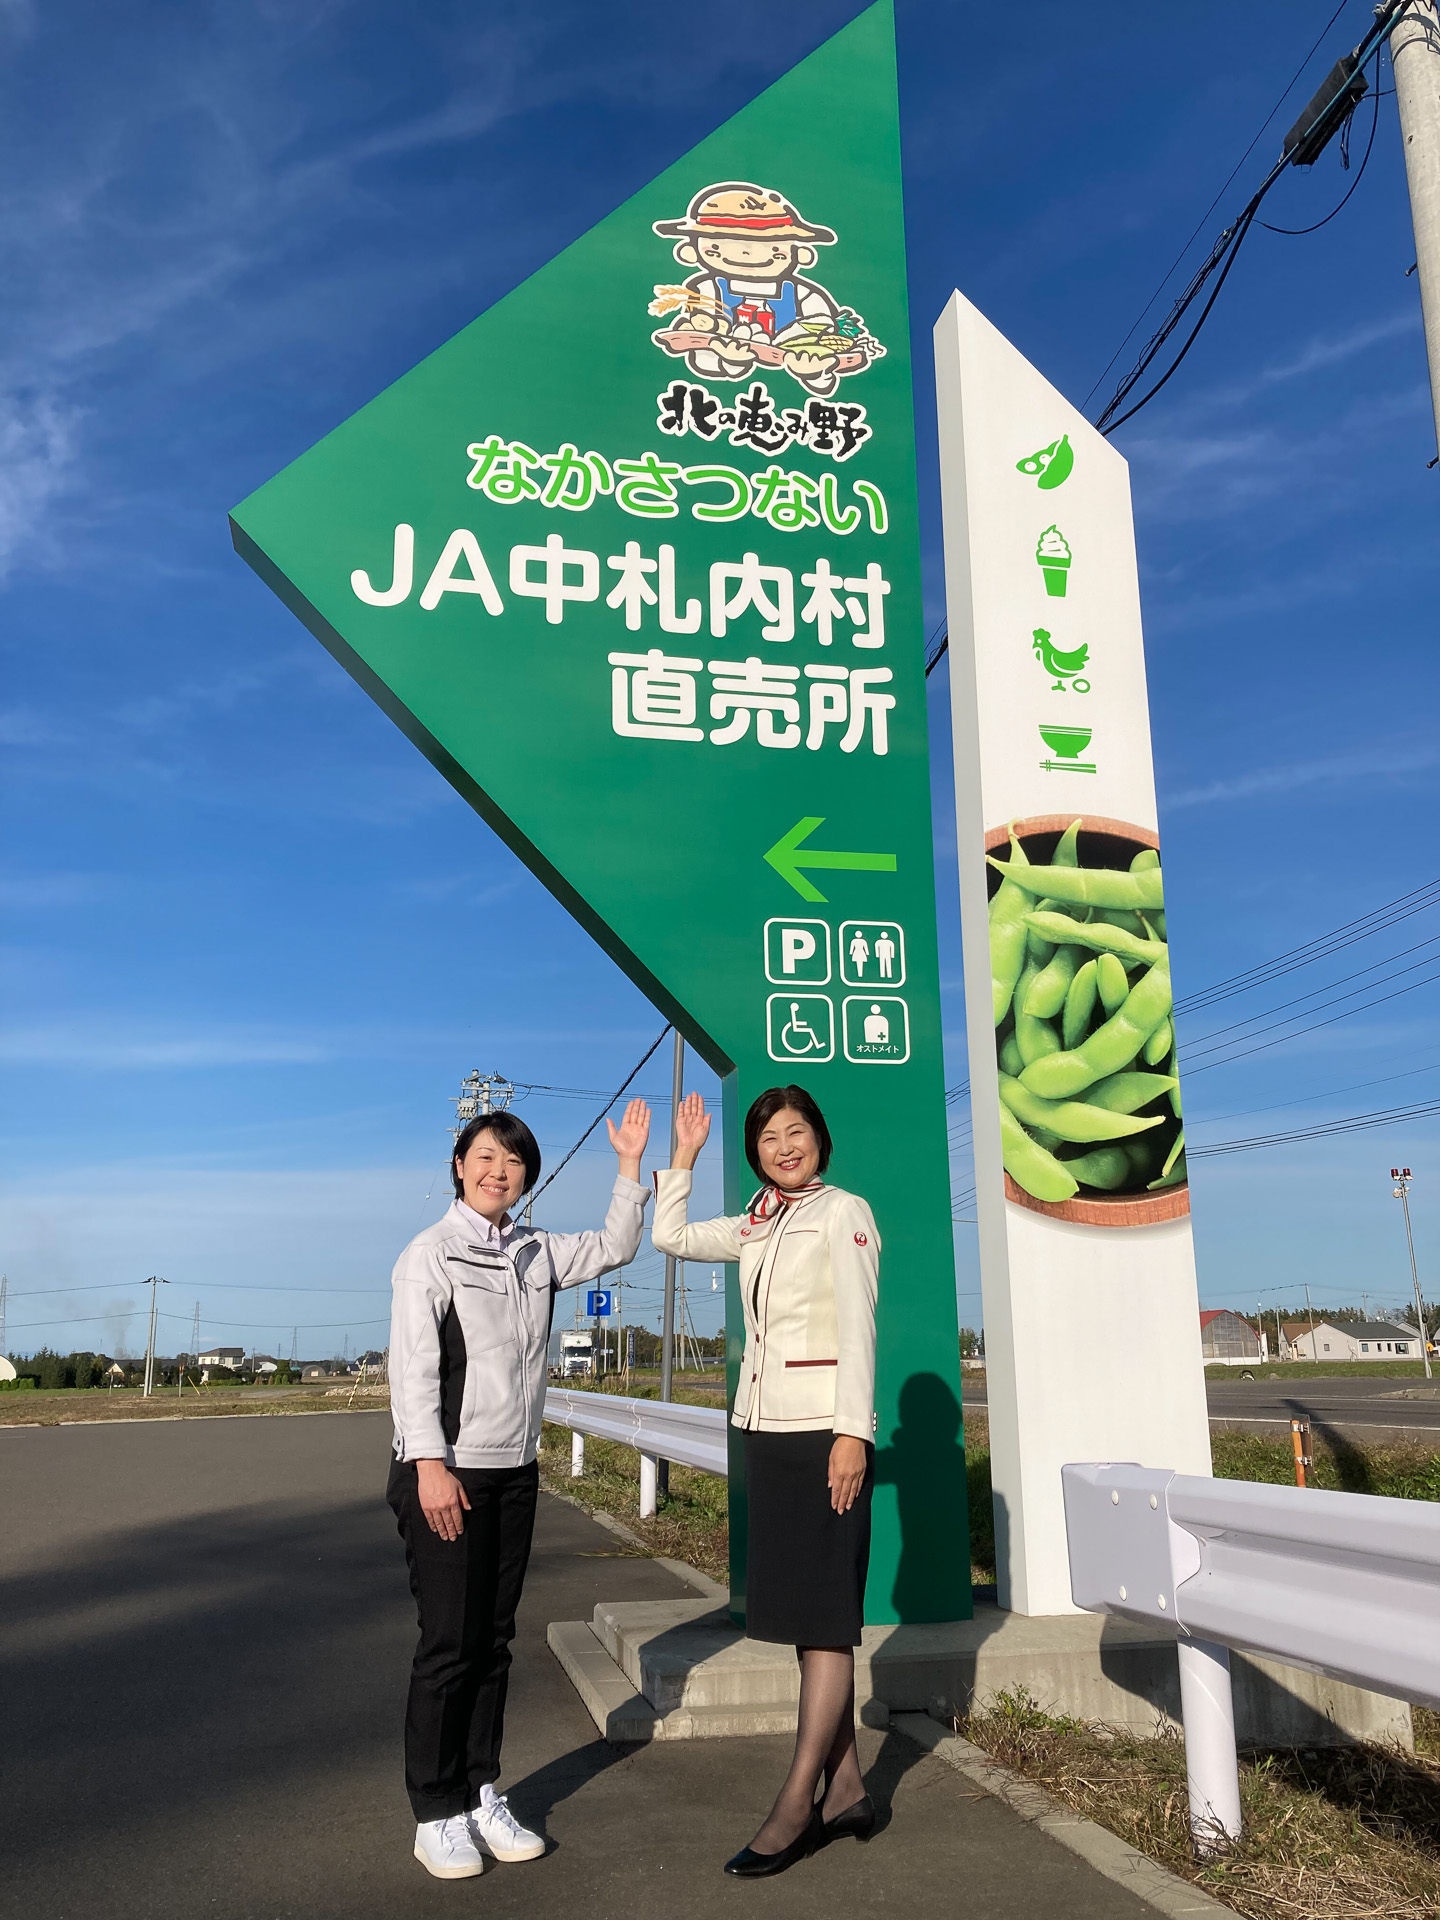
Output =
[{"x1": 648, "y1": 181, "x2": 880, "y2": 396}]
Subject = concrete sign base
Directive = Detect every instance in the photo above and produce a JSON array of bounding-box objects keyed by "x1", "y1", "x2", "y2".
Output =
[{"x1": 549, "y1": 1595, "x2": 1412, "y2": 1749}]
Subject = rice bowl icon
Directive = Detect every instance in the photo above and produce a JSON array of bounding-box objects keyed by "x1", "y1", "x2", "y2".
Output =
[{"x1": 1038, "y1": 724, "x2": 1095, "y2": 773}]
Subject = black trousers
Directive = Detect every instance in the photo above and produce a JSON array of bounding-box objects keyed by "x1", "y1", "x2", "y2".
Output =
[{"x1": 387, "y1": 1457, "x2": 539, "y2": 1822}]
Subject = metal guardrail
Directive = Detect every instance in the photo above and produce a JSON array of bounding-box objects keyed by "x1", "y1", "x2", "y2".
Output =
[
  {"x1": 542, "y1": 1388, "x2": 729, "y2": 1478},
  {"x1": 1062, "y1": 1462, "x2": 1440, "y2": 1854}
]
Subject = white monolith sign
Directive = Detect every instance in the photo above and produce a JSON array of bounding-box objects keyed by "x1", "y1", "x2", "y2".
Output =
[{"x1": 934, "y1": 289, "x2": 1211, "y2": 1616}]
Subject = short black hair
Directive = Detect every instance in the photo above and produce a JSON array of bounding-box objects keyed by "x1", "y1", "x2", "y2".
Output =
[
  {"x1": 743, "y1": 1085, "x2": 833, "y2": 1182},
  {"x1": 452, "y1": 1113, "x2": 541, "y2": 1199}
]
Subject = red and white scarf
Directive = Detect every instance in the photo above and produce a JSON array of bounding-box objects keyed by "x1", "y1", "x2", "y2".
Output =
[{"x1": 747, "y1": 1178, "x2": 824, "y2": 1224}]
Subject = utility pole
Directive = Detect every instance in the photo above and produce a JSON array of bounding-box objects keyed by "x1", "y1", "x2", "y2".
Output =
[
  {"x1": 0, "y1": 1274, "x2": 7, "y2": 1362},
  {"x1": 1391, "y1": 1168, "x2": 1434, "y2": 1377},
  {"x1": 1389, "y1": 1, "x2": 1440, "y2": 450},
  {"x1": 451, "y1": 1068, "x2": 514, "y2": 1138},
  {"x1": 658, "y1": 1029, "x2": 685, "y2": 1500},
  {"x1": 142, "y1": 1276, "x2": 168, "y2": 1397},
  {"x1": 660, "y1": 1031, "x2": 684, "y2": 1405},
  {"x1": 1303, "y1": 1283, "x2": 1318, "y2": 1361}
]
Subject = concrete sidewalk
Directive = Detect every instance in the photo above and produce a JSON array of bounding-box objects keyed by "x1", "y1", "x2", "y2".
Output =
[{"x1": 1, "y1": 1412, "x2": 1163, "y2": 1919}]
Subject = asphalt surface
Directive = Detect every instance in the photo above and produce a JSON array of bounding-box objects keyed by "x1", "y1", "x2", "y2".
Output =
[
  {"x1": 961, "y1": 1373, "x2": 1440, "y2": 1436},
  {"x1": 0, "y1": 1410, "x2": 1157, "y2": 1920}
]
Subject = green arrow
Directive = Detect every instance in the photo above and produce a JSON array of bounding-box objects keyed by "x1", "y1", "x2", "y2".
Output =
[{"x1": 763, "y1": 816, "x2": 898, "y2": 904}]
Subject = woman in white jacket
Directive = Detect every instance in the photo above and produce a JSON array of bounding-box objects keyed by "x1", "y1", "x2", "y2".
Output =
[
  {"x1": 387, "y1": 1100, "x2": 651, "y2": 1881},
  {"x1": 653, "y1": 1084, "x2": 878, "y2": 1879}
]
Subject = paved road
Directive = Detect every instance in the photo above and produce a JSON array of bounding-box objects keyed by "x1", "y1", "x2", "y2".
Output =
[
  {"x1": 961, "y1": 1374, "x2": 1440, "y2": 1435},
  {"x1": 0, "y1": 1411, "x2": 1156, "y2": 1920}
]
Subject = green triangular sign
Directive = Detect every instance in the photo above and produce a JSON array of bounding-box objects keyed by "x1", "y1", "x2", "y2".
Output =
[{"x1": 232, "y1": 0, "x2": 969, "y2": 1625}]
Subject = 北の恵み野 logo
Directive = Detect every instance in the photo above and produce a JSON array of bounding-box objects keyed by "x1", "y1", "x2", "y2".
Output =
[{"x1": 649, "y1": 183, "x2": 883, "y2": 396}]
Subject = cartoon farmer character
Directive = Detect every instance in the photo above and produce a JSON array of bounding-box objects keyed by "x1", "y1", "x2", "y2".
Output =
[{"x1": 649, "y1": 182, "x2": 881, "y2": 396}]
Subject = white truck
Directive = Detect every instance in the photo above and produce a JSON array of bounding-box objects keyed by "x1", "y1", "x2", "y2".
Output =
[{"x1": 559, "y1": 1330, "x2": 594, "y2": 1379}]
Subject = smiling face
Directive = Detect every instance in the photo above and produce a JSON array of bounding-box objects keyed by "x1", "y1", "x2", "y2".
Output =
[
  {"x1": 455, "y1": 1127, "x2": 529, "y2": 1225},
  {"x1": 680, "y1": 236, "x2": 814, "y2": 279},
  {"x1": 754, "y1": 1106, "x2": 822, "y2": 1191}
]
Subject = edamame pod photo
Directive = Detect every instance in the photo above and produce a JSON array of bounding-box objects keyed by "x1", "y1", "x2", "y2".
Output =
[{"x1": 984, "y1": 815, "x2": 1188, "y2": 1227}]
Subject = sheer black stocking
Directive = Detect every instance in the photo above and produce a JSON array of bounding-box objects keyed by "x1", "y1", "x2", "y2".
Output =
[{"x1": 749, "y1": 1647, "x2": 862, "y2": 1854}]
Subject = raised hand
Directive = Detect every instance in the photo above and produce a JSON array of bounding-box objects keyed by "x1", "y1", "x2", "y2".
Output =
[
  {"x1": 606, "y1": 1098, "x2": 651, "y2": 1178},
  {"x1": 672, "y1": 1091, "x2": 711, "y2": 1170}
]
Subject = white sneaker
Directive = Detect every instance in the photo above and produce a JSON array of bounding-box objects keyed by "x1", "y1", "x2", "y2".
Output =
[
  {"x1": 414, "y1": 1813, "x2": 485, "y2": 1879},
  {"x1": 467, "y1": 1783, "x2": 545, "y2": 1862}
]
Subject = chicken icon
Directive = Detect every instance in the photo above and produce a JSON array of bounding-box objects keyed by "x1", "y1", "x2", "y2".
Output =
[{"x1": 1032, "y1": 626, "x2": 1090, "y2": 693}]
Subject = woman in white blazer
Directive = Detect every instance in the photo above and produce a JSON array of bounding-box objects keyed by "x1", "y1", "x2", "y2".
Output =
[{"x1": 653, "y1": 1083, "x2": 879, "y2": 1879}]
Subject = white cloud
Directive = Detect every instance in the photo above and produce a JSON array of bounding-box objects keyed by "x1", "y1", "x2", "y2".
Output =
[
  {"x1": 0, "y1": 706, "x2": 67, "y2": 747},
  {"x1": 0, "y1": 1026, "x2": 332, "y2": 1068},
  {"x1": 0, "y1": 389, "x2": 79, "y2": 578},
  {"x1": 1165, "y1": 735, "x2": 1440, "y2": 811},
  {"x1": 0, "y1": 873, "x2": 108, "y2": 909}
]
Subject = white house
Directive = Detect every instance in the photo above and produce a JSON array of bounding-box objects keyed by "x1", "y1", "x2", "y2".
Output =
[
  {"x1": 197, "y1": 1347, "x2": 244, "y2": 1369},
  {"x1": 1281, "y1": 1318, "x2": 1422, "y2": 1361}
]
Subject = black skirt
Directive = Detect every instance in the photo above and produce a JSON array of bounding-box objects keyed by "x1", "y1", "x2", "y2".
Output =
[{"x1": 743, "y1": 1429, "x2": 873, "y2": 1646}]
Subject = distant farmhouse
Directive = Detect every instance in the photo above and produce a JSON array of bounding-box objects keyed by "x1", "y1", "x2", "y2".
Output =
[
  {"x1": 1279, "y1": 1319, "x2": 1422, "y2": 1361},
  {"x1": 197, "y1": 1347, "x2": 244, "y2": 1371}
]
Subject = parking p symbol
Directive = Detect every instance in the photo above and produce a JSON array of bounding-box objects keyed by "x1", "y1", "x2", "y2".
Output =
[
  {"x1": 764, "y1": 917, "x2": 831, "y2": 986},
  {"x1": 781, "y1": 927, "x2": 816, "y2": 974}
]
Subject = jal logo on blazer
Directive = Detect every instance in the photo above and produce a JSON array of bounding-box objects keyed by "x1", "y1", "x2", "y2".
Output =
[{"x1": 853, "y1": 1232, "x2": 868, "y2": 1245}]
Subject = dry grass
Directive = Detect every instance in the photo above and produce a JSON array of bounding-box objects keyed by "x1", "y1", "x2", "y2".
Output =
[
  {"x1": 537, "y1": 1422, "x2": 729, "y2": 1579},
  {"x1": 0, "y1": 1384, "x2": 386, "y2": 1425},
  {"x1": 961, "y1": 1688, "x2": 1440, "y2": 1920}
]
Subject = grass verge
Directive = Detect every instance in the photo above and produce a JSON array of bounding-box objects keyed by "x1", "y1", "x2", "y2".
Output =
[
  {"x1": 1205, "y1": 1362, "x2": 1437, "y2": 1381},
  {"x1": 1212, "y1": 1428, "x2": 1440, "y2": 1499},
  {"x1": 0, "y1": 1385, "x2": 387, "y2": 1425},
  {"x1": 537, "y1": 1423, "x2": 729, "y2": 1580},
  {"x1": 959, "y1": 1688, "x2": 1440, "y2": 1920}
]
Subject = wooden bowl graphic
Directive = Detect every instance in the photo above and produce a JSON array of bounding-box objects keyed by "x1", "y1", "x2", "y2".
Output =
[{"x1": 985, "y1": 814, "x2": 1189, "y2": 1229}]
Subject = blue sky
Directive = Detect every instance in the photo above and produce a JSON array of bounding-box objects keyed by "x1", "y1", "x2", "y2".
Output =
[{"x1": 3, "y1": 0, "x2": 1438, "y2": 1362}]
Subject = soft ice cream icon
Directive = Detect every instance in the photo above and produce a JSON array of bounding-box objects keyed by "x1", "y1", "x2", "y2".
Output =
[{"x1": 1036, "y1": 525, "x2": 1071, "y2": 597}]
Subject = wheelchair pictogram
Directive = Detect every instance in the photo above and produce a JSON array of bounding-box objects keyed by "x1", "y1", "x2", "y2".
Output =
[{"x1": 765, "y1": 992, "x2": 834, "y2": 1064}]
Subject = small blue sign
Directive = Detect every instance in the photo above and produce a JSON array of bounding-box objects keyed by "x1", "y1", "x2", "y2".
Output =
[{"x1": 586, "y1": 1289, "x2": 614, "y2": 1318}]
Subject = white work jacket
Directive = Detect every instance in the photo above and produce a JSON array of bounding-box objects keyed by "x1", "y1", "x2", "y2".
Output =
[
  {"x1": 388, "y1": 1178, "x2": 649, "y2": 1469},
  {"x1": 651, "y1": 1171, "x2": 878, "y2": 1439}
]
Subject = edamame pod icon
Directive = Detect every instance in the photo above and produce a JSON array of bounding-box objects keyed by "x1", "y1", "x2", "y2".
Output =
[{"x1": 1016, "y1": 433, "x2": 1074, "y2": 490}]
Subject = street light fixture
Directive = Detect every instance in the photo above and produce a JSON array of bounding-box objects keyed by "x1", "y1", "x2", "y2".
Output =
[{"x1": 1390, "y1": 1169, "x2": 1433, "y2": 1381}]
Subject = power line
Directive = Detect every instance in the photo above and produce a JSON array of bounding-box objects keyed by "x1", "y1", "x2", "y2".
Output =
[
  {"x1": 1081, "y1": 0, "x2": 1356, "y2": 410},
  {"x1": 1180, "y1": 933, "x2": 1440, "y2": 1059},
  {"x1": 1173, "y1": 877, "x2": 1440, "y2": 1015},
  {"x1": 1189, "y1": 1056, "x2": 1440, "y2": 1132},
  {"x1": 1190, "y1": 1095, "x2": 1440, "y2": 1159},
  {"x1": 1183, "y1": 963, "x2": 1440, "y2": 1078},
  {"x1": 1094, "y1": 5, "x2": 1401, "y2": 433},
  {"x1": 5, "y1": 1310, "x2": 391, "y2": 1336},
  {"x1": 527, "y1": 1024, "x2": 672, "y2": 1209}
]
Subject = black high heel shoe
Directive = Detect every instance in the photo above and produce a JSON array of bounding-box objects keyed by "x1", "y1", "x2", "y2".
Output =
[
  {"x1": 723, "y1": 1807, "x2": 824, "y2": 1878},
  {"x1": 821, "y1": 1793, "x2": 876, "y2": 1842}
]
